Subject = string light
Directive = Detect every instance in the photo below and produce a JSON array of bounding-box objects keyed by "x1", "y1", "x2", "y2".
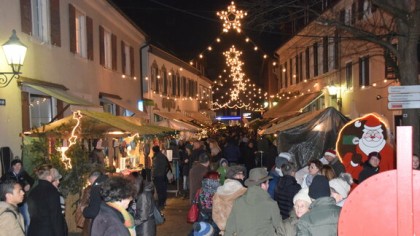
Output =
[{"x1": 58, "y1": 111, "x2": 83, "y2": 169}]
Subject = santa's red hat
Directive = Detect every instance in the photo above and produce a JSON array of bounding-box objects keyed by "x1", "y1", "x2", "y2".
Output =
[
  {"x1": 324, "y1": 149, "x2": 337, "y2": 157},
  {"x1": 355, "y1": 114, "x2": 382, "y2": 130}
]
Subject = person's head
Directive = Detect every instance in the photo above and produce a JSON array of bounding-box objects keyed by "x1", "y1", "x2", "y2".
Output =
[
  {"x1": 198, "y1": 153, "x2": 210, "y2": 166},
  {"x1": 320, "y1": 165, "x2": 336, "y2": 180},
  {"x1": 219, "y1": 158, "x2": 228, "y2": 168},
  {"x1": 50, "y1": 168, "x2": 62, "y2": 188},
  {"x1": 275, "y1": 156, "x2": 288, "y2": 169},
  {"x1": 88, "y1": 170, "x2": 103, "y2": 184},
  {"x1": 281, "y1": 163, "x2": 297, "y2": 176},
  {"x1": 323, "y1": 149, "x2": 337, "y2": 163},
  {"x1": 34, "y1": 164, "x2": 53, "y2": 182},
  {"x1": 413, "y1": 154, "x2": 420, "y2": 170},
  {"x1": 193, "y1": 140, "x2": 202, "y2": 150},
  {"x1": 0, "y1": 180, "x2": 24, "y2": 206},
  {"x1": 309, "y1": 175, "x2": 330, "y2": 200},
  {"x1": 244, "y1": 167, "x2": 272, "y2": 190},
  {"x1": 193, "y1": 221, "x2": 214, "y2": 236},
  {"x1": 100, "y1": 176, "x2": 135, "y2": 209},
  {"x1": 308, "y1": 159, "x2": 323, "y2": 176},
  {"x1": 293, "y1": 188, "x2": 311, "y2": 218},
  {"x1": 10, "y1": 159, "x2": 23, "y2": 174},
  {"x1": 226, "y1": 165, "x2": 246, "y2": 180},
  {"x1": 247, "y1": 141, "x2": 254, "y2": 148},
  {"x1": 367, "y1": 152, "x2": 381, "y2": 168},
  {"x1": 152, "y1": 145, "x2": 160, "y2": 154},
  {"x1": 329, "y1": 173, "x2": 353, "y2": 203}
]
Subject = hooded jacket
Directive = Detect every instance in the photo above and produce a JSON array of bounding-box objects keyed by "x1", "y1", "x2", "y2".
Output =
[
  {"x1": 296, "y1": 197, "x2": 341, "y2": 236},
  {"x1": 224, "y1": 185, "x2": 283, "y2": 236},
  {"x1": 274, "y1": 175, "x2": 301, "y2": 219},
  {"x1": 0, "y1": 202, "x2": 25, "y2": 236},
  {"x1": 212, "y1": 179, "x2": 246, "y2": 233}
]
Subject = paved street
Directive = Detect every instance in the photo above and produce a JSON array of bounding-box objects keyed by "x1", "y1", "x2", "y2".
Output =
[{"x1": 157, "y1": 192, "x2": 192, "y2": 236}]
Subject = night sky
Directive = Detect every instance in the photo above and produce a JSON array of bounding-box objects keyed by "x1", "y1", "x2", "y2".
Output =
[{"x1": 110, "y1": 0, "x2": 285, "y2": 86}]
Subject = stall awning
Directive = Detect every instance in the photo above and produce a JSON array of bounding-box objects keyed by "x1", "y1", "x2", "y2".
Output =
[
  {"x1": 25, "y1": 84, "x2": 96, "y2": 106},
  {"x1": 103, "y1": 97, "x2": 148, "y2": 119},
  {"x1": 155, "y1": 119, "x2": 201, "y2": 131},
  {"x1": 263, "y1": 91, "x2": 323, "y2": 119},
  {"x1": 264, "y1": 109, "x2": 325, "y2": 134},
  {"x1": 154, "y1": 111, "x2": 194, "y2": 122},
  {"x1": 186, "y1": 111, "x2": 212, "y2": 125},
  {"x1": 25, "y1": 110, "x2": 173, "y2": 137}
]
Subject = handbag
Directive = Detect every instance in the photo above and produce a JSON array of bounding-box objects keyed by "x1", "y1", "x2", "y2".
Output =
[
  {"x1": 187, "y1": 189, "x2": 201, "y2": 223},
  {"x1": 153, "y1": 206, "x2": 165, "y2": 225}
]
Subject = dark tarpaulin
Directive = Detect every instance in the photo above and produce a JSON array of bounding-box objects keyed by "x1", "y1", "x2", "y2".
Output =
[{"x1": 277, "y1": 107, "x2": 350, "y2": 169}]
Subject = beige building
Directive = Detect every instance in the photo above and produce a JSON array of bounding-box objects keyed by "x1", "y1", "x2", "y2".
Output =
[
  {"x1": 266, "y1": 0, "x2": 402, "y2": 133},
  {"x1": 141, "y1": 44, "x2": 213, "y2": 127},
  {"x1": 0, "y1": 0, "x2": 146, "y2": 158}
]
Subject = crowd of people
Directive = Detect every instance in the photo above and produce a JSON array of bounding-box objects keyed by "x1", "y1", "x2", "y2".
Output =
[{"x1": 0, "y1": 126, "x2": 419, "y2": 236}]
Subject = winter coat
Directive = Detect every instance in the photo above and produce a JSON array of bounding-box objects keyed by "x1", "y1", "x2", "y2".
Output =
[
  {"x1": 83, "y1": 174, "x2": 108, "y2": 219},
  {"x1": 268, "y1": 168, "x2": 281, "y2": 199},
  {"x1": 358, "y1": 162, "x2": 379, "y2": 184},
  {"x1": 296, "y1": 197, "x2": 341, "y2": 236},
  {"x1": 189, "y1": 162, "x2": 209, "y2": 203},
  {"x1": 279, "y1": 210, "x2": 299, "y2": 236},
  {"x1": 329, "y1": 158, "x2": 346, "y2": 176},
  {"x1": 180, "y1": 149, "x2": 190, "y2": 176},
  {"x1": 27, "y1": 179, "x2": 67, "y2": 236},
  {"x1": 274, "y1": 175, "x2": 302, "y2": 219},
  {"x1": 152, "y1": 152, "x2": 169, "y2": 178},
  {"x1": 0, "y1": 202, "x2": 25, "y2": 236},
  {"x1": 135, "y1": 181, "x2": 156, "y2": 236},
  {"x1": 222, "y1": 142, "x2": 241, "y2": 164},
  {"x1": 91, "y1": 203, "x2": 130, "y2": 236},
  {"x1": 212, "y1": 179, "x2": 247, "y2": 234},
  {"x1": 197, "y1": 178, "x2": 220, "y2": 222},
  {"x1": 225, "y1": 186, "x2": 283, "y2": 236}
]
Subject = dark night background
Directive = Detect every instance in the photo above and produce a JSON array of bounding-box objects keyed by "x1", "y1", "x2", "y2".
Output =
[{"x1": 110, "y1": 0, "x2": 288, "y2": 87}]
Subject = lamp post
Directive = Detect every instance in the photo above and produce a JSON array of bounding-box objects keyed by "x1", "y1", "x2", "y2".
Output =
[{"x1": 1, "y1": 30, "x2": 27, "y2": 88}]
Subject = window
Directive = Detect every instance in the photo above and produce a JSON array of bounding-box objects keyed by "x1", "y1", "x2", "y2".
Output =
[
  {"x1": 289, "y1": 58, "x2": 293, "y2": 85},
  {"x1": 182, "y1": 77, "x2": 187, "y2": 97},
  {"x1": 162, "y1": 68, "x2": 168, "y2": 95},
  {"x1": 32, "y1": 0, "x2": 50, "y2": 42},
  {"x1": 75, "y1": 9, "x2": 87, "y2": 58},
  {"x1": 176, "y1": 73, "x2": 181, "y2": 97},
  {"x1": 305, "y1": 48, "x2": 310, "y2": 79},
  {"x1": 345, "y1": 62, "x2": 353, "y2": 89},
  {"x1": 171, "y1": 72, "x2": 177, "y2": 96},
  {"x1": 284, "y1": 62, "x2": 288, "y2": 87},
  {"x1": 151, "y1": 64, "x2": 158, "y2": 91},
  {"x1": 359, "y1": 56, "x2": 370, "y2": 87},
  {"x1": 30, "y1": 95, "x2": 53, "y2": 128},
  {"x1": 104, "y1": 30, "x2": 112, "y2": 69},
  {"x1": 122, "y1": 42, "x2": 131, "y2": 76},
  {"x1": 99, "y1": 26, "x2": 116, "y2": 70},
  {"x1": 323, "y1": 37, "x2": 329, "y2": 73},
  {"x1": 313, "y1": 43, "x2": 318, "y2": 76}
]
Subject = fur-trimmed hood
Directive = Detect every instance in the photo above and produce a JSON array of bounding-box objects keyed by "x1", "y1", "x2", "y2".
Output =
[{"x1": 215, "y1": 179, "x2": 246, "y2": 200}]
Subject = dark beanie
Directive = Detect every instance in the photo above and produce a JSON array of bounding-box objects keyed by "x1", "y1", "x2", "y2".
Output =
[{"x1": 309, "y1": 175, "x2": 330, "y2": 199}]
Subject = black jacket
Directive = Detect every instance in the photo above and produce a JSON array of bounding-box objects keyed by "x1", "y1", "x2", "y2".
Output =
[
  {"x1": 135, "y1": 181, "x2": 156, "y2": 236},
  {"x1": 27, "y1": 180, "x2": 67, "y2": 236},
  {"x1": 91, "y1": 203, "x2": 130, "y2": 236},
  {"x1": 358, "y1": 162, "x2": 379, "y2": 184},
  {"x1": 274, "y1": 175, "x2": 301, "y2": 220},
  {"x1": 83, "y1": 174, "x2": 108, "y2": 219}
]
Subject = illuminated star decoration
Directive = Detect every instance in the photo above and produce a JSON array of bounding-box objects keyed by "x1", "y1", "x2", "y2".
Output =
[
  {"x1": 58, "y1": 110, "x2": 83, "y2": 169},
  {"x1": 217, "y1": 1, "x2": 247, "y2": 33}
]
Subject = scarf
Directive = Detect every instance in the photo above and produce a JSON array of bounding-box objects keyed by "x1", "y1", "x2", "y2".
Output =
[{"x1": 106, "y1": 202, "x2": 136, "y2": 236}]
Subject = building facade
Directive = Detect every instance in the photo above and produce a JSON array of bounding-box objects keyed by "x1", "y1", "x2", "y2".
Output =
[
  {"x1": 267, "y1": 0, "x2": 403, "y2": 133},
  {"x1": 0, "y1": 0, "x2": 146, "y2": 157},
  {"x1": 141, "y1": 44, "x2": 213, "y2": 126}
]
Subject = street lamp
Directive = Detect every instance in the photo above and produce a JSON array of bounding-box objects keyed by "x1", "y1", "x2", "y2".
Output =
[{"x1": 1, "y1": 30, "x2": 27, "y2": 88}]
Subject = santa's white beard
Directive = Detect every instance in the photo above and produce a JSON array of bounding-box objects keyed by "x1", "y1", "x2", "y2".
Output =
[{"x1": 359, "y1": 137, "x2": 386, "y2": 156}]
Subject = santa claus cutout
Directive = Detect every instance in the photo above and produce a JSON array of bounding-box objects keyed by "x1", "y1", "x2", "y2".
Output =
[{"x1": 336, "y1": 113, "x2": 395, "y2": 184}]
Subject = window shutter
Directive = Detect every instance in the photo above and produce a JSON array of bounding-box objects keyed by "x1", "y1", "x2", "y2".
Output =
[
  {"x1": 69, "y1": 4, "x2": 76, "y2": 53},
  {"x1": 20, "y1": 0, "x2": 32, "y2": 35},
  {"x1": 21, "y1": 91, "x2": 30, "y2": 132},
  {"x1": 86, "y1": 16, "x2": 93, "y2": 61},
  {"x1": 121, "y1": 41, "x2": 126, "y2": 74},
  {"x1": 365, "y1": 56, "x2": 370, "y2": 85},
  {"x1": 112, "y1": 34, "x2": 117, "y2": 71},
  {"x1": 50, "y1": 0, "x2": 61, "y2": 46},
  {"x1": 99, "y1": 26, "x2": 104, "y2": 66},
  {"x1": 130, "y1": 46, "x2": 134, "y2": 76}
]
